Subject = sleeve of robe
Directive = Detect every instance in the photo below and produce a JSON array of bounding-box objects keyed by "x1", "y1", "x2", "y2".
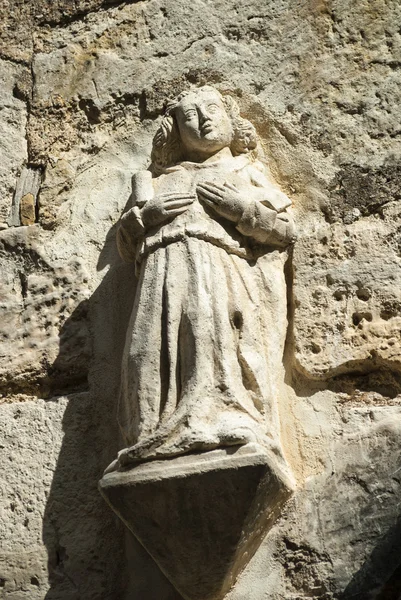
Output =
[
  {"x1": 116, "y1": 205, "x2": 145, "y2": 263},
  {"x1": 236, "y1": 200, "x2": 296, "y2": 248},
  {"x1": 235, "y1": 161, "x2": 296, "y2": 247}
]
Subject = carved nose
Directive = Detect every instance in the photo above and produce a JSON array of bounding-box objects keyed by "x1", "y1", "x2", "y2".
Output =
[{"x1": 198, "y1": 107, "x2": 211, "y2": 123}]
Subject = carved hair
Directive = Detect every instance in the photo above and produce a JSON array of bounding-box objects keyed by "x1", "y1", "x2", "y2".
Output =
[{"x1": 151, "y1": 86, "x2": 257, "y2": 173}]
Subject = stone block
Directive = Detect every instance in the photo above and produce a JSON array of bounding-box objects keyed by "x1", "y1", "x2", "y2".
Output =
[{"x1": 99, "y1": 444, "x2": 294, "y2": 600}]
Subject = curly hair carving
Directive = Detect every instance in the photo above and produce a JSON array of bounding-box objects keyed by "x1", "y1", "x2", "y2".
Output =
[{"x1": 150, "y1": 86, "x2": 257, "y2": 173}]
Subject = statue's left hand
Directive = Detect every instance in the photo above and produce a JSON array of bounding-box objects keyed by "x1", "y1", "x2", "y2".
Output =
[{"x1": 197, "y1": 182, "x2": 248, "y2": 223}]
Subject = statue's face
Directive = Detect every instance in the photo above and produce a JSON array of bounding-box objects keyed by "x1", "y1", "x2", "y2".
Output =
[{"x1": 175, "y1": 89, "x2": 233, "y2": 159}]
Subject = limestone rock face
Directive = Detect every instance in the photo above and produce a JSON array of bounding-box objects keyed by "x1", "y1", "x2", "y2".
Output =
[
  {"x1": 0, "y1": 227, "x2": 92, "y2": 399},
  {"x1": 0, "y1": 0, "x2": 401, "y2": 599},
  {"x1": 0, "y1": 59, "x2": 28, "y2": 226},
  {"x1": 0, "y1": 394, "x2": 125, "y2": 600},
  {"x1": 293, "y1": 202, "x2": 401, "y2": 380}
]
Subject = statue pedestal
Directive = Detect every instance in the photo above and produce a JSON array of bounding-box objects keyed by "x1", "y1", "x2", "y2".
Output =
[{"x1": 99, "y1": 444, "x2": 294, "y2": 600}]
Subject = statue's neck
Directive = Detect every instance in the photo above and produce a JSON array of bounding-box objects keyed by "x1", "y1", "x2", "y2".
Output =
[{"x1": 183, "y1": 146, "x2": 233, "y2": 164}]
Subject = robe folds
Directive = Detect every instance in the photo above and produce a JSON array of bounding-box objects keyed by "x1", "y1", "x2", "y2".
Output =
[{"x1": 117, "y1": 155, "x2": 293, "y2": 461}]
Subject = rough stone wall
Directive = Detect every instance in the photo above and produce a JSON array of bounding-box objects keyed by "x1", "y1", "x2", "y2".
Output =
[{"x1": 0, "y1": 1, "x2": 400, "y2": 599}]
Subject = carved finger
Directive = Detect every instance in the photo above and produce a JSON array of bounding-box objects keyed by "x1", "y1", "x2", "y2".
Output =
[
  {"x1": 197, "y1": 190, "x2": 221, "y2": 204},
  {"x1": 164, "y1": 195, "x2": 195, "y2": 206},
  {"x1": 161, "y1": 193, "x2": 195, "y2": 201},
  {"x1": 166, "y1": 207, "x2": 190, "y2": 216},
  {"x1": 202, "y1": 181, "x2": 226, "y2": 189},
  {"x1": 223, "y1": 182, "x2": 239, "y2": 192},
  {"x1": 197, "y1": 186, "x2": 224, "y2": 202},
  {"x1": 165, "y1": 198, "x2": 194, "y2": 210},
  {"x1": 198, "y1": 182, "x2": 226, "y2": 195},
  {"x1": 201, "y1": 200, "x2": 226, "y2": 217},
  {"x1": 200, "y1": 196, "x2": 215, "y2": 205}
]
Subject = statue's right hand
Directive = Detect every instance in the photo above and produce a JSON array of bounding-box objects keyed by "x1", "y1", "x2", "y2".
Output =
[{"x1": 141, "y1": 192, "x2": 194, "y2": 228}]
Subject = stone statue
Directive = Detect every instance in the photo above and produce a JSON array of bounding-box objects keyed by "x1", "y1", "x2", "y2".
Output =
[{"x1": 112, "y1": 85, "x2": 295, "y2": 472}]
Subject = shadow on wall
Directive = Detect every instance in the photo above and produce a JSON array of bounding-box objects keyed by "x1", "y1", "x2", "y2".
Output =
[
  {"x1": 41, "y1": 198, "x2": 183, "y2": 599},
  {"x1": 340, "y1": 514, "x2": 401, "y2": 600}
]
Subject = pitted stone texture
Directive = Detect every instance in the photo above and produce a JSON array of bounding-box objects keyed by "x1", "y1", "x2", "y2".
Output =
[
  {"x1": 293, "y1": 201, "x2": 401, "y2": 380},
  {"x1": 28, "y1": 0, "x2": 401, "y2": 173},
  {"x1": 0, "y1": 227, "x2": 91, "y2": 400},
  {"x1": 0, "y1": 0, "x2": 138, "y2": 62},
  {"x1": 25, "y1": 0, "x2": 401, "y2": 390},
  {"x1": 0, "y1": 133, "x2": 142, "y2": 402}
]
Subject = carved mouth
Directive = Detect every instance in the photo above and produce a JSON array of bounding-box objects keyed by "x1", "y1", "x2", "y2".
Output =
[{"x1": 201, "y1": 125, "x2": 214, "y2": 135}]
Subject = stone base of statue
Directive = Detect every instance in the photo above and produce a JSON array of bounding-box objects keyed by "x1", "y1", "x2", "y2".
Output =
[{"x1": 99, "y1": 443, "x2": 295, "y2": 600}]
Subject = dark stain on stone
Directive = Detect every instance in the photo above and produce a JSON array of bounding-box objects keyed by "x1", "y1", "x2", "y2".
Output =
[{"x1": 324, "y1": 164, "x2": 401, "y2": 223}]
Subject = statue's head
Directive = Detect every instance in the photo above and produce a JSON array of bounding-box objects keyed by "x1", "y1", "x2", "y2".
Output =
[{"x1": 151, "y1": 86, "x2": 257, "y2": 172}]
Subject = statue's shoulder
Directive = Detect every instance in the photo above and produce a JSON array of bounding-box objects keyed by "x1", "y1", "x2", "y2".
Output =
[
  {"x1": 241, "y1": 159, "x2": 275, "y2": 186},
  {"x1": 241, "y1": 158, "x2": 267, "y2": 175}
]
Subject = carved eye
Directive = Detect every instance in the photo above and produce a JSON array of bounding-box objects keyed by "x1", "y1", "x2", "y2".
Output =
[
  {"x1": 207, "y1": 104, "x2": 219, "y2": 114},
  {"x1": 184, "y1": 109, "x2": 197, "y2": 120}
]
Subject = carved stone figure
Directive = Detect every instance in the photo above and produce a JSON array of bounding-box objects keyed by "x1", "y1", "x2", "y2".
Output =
[{"x1": 112, "y1": 86, "x2": 295, "y2": 471}]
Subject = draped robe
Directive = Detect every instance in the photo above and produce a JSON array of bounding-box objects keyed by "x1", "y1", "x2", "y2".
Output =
[{"x1": 116, "y1": 154, "x2": 293, "y2": 463}]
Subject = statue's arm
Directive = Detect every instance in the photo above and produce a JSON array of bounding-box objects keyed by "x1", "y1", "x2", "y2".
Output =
[
  {"x1": 116, "y1": 171, "x2": 152, "y2": 263},
  {"x1": 235, "y1": 163, "x2": 295, "y2": 247},
  {"x1": 236, "y1": 202, "x2": 295, "y2": 248},
  {"x1": 117, "y1": 171, "x2": 195, "y2": 262},
  {"x1": 197, "y1": 170, "x2": 295, "y2": 248},
  {"x1": 117, "y1": 205, "x2": 145, "y2": 263}
]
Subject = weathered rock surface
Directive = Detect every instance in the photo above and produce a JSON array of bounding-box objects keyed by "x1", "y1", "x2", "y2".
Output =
[
  {"x1": 225, "y1": 399, "x2": 401, "y2": 600},
  {"x1": 293, "y1": 200, "x2": 401, "y2": 381},
  {"x1": 0, "y1": 226, "x2": 91, "y2": 400},
  {"x1": 0, "y1": 394, "x2": 125, "y2": 600},
  {"x1": 0, "y1": 59, "x2": 28, "y2": 226},
  {"x1": 0, "y1": 0, "x2": 400, "y2": 598}
]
